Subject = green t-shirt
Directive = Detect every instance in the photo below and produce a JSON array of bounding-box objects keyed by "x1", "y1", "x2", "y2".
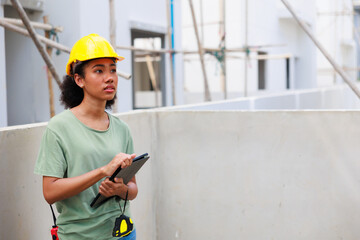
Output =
[{"x1": 34, "y1": 109, "x2": 135, "y2": 240}]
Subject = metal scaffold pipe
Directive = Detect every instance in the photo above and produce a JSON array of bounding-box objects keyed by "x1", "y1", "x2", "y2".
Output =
[
  {"x1": 188, "y1": 0, "x2": 211, "y2": 101},
  {"x1": 281, "y1": 0, "x2": 360, "y2": 99},
  {"x1": 109, "y1": 0, "x2": 118, "y2": 112},
  {"x1": 0, "y1": 18, "x2": 132, "y2": 81},
  {"x1": 10, "y1": 0, "x2": 62, "y2": 87},
  {"x1": 43, "y1": 15, "x2": 55, "y2": 118},
  {"x1": 0, "y1": 19, "x2": 71, "y2": 53},
  {"x1": 244, "y1": 0, "x2": 248, "y2": 97},
  {"x1": 166, "y1": 0, "x2": 176, "y2": 105},
  {"x1": 1, "y1": 17, "x2": 63, "y2": 32},
  {"x1": 219, "y1": 0, "x2": 227, "y2": 99}
]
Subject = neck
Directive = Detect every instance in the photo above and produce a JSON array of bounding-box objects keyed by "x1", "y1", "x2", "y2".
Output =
[{"x1": 74, "y1": 97, "x2": 107, "y2": 119}]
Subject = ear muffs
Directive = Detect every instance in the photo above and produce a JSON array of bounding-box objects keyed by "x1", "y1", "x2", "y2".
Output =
[{"x1": 112, "y1": 214, "x2": 134, "y2": 238}]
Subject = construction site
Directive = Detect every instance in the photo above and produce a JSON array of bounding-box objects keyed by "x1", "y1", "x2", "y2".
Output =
[{"x1": 1, "y1": 0, "x2": 360, "y2": 239}]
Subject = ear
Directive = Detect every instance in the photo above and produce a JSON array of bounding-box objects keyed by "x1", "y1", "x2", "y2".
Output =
[{"x1": 73, "y1": 73, "x2": 84, "y2": 88}]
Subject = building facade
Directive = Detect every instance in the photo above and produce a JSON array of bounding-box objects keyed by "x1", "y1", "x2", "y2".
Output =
[
  {"x1": 0, "y1": 0, "x2": 359, "y2": 127},
  {"x1": 181, "y1": 0, "x2": 358, "y2": 103},
  {"x1": 0, "y1": 0, "x2": 183, "y2": 127}
]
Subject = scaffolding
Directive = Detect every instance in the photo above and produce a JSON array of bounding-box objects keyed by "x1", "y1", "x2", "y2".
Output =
[
  {"x1": 182, "y1": 0, "x2": 360, "y2": 99},
  {"x1": 1, "y1": 0, "x2": 360, "y2": 118}
]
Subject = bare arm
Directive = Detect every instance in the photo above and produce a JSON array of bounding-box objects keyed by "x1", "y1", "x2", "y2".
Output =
[{"x1": 43, "y1": 153, "x2": 136, "y2": 204}]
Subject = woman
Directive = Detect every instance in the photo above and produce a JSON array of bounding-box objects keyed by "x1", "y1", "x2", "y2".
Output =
[{"x1": 34, "y1": 34, "x2": 137, "y2": 240}]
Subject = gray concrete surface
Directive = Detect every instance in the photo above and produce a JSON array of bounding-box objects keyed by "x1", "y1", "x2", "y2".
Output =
[{"x1": 1, "y1": 110, "x2": 360, "y2": 239}]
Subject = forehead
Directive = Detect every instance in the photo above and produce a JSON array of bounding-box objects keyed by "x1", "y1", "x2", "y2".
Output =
[{"x1": 88, "y1": 58, "x2": 116, "y2": 66}]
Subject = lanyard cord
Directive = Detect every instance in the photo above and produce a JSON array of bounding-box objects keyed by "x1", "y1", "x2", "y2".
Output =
[
  {"x1": 119, "y1": 190, "x2": 129, "y2": 215},
  {"x1": 50, "y1": 204, "x2": 57, "y2": 227}
]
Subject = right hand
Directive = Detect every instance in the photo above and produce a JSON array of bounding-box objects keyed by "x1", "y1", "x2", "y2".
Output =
[
  {"x1": 101, "y1": 153, "x2": 136, "y2": 177},
  {"x1": 99, "y1": 177, "x2": 127, "y2": 197}
]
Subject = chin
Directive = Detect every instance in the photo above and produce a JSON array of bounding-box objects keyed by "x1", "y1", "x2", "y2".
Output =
[{"x1": 104, "y1": 93, "x2": 116, "y2": 99}]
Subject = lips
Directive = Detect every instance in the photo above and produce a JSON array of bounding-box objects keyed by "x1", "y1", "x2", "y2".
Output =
[{"x1": 104, "y1": 85, "x2": 115, "y2": 93}]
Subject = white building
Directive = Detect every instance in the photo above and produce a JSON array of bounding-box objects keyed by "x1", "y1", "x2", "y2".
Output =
[
  {"x1": 316, "y1": 0, "x2": 357, "y2": 86},
  {"x1": 181, "y1": 0, "x2": 358, "y2": 103},
  {"x1": 1, "y1": 0, "x2": 359, "y2": 127}
]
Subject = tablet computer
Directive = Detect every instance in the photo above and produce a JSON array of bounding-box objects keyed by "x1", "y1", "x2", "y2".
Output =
[{"x1": 90, "y1": 153, "x2": 150, "y2": 208}]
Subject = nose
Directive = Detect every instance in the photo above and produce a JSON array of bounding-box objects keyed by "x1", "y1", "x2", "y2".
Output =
[{"x1": 105, "y1": 71, "x2": 115, "y2": 83}]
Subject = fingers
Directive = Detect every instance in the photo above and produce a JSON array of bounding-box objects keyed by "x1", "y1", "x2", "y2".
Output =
[
  {"x1": 119, "y1": 153, "x2": 136, "y2": 168},
  {"x1": 99, "y1": 183, "x2": 111, "y2": 197},
  {"x1": 103, "y1": 153, "x2": 136, "y2": 177},
  {"x1": 114, "y1": 177, "x2": 124, "y2": 184},
  {"x1": 99, "y1": 178, "x2": 116, "y2": 197},
  {"x1": 99, "y1": 178, "x2": 126, "y2": 197}
]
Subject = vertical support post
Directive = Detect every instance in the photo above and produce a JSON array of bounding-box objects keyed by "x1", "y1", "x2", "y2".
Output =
[
  {"x1": 286, "y1": 57, "x2": 290, "y2": 89},
  {"x1": 188, "y1": 0, "x2": 211, "y2": 101},
  {"x1": 43, "y1": 15, "x2": 55, "y2": 118},
  {"x1": 353, "y1": 9, "x2": 360, "y2": 80},
  {"x1": 109, "y1": 0, "x2": 118, "y2": 112},
  {"x1": 244, "y1": 0, "x2": 249, "y2": 97},
  {"x1": 0, "y1": 4, "x2": 8, "y2": 127},
  {"x1": 333, "y1": 6, "x2": 338, "y2": 84},
  {"x1": 10, "y1": 0, "x2": 62, "y2": 87},
  {"x1": 281, "y1": 0, "x2": 360, "y2": 99},
  {"x1": 145, "y1": 55, "x2": 160, "y2": 107},
  {"x1": 219, "y1": 0, "x2": 227, "y2": 99},
  {"x1": 166, "y1": 0, "x2": 176, "y2": 105},
  {"x1": 200, "y1": 0, "x2": 205, "y2": 44},
  {"x1": 109, "y1": 0, "x2": 116, "y2": 47}
]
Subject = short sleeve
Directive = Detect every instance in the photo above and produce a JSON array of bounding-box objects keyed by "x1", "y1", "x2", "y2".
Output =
[
  {"x1": 34, "y1": 128, "x2": 67, "y2": 178},
  {"x1": 125, "y1": 128, "x2": 134, "y2": 155}
]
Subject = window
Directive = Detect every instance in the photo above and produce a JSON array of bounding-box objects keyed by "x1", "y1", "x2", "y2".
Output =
[
  {"x1": 131, "y1": 30, "x2": 165, "y2": 109},
  {"x1": 258, "y1": 51, "x2": 266, "y2": 90}
]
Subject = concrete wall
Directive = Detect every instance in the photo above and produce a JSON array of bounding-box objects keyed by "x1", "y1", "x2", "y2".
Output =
[
  {"x1": 0, "y1": 122, "x2": 48, "y2": 240},
  {"x1": 1, "y1": 110, "x2": 360, "y2": 239},
  {"x1": 153, "y1": 111, "x2": 360, "y2": 240}
]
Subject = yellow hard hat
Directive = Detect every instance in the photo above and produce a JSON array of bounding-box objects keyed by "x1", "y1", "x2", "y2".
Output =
[{"x1": 66, "y1": 33, "x2": 124, "y2": 75}]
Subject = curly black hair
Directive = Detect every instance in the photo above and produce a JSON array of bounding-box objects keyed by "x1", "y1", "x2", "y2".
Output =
[{"x1": 60, "y1": 60, "x2": 116, "y2": 109}]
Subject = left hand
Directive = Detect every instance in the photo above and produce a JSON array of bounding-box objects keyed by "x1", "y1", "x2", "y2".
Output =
[{"x1": 99, "y1": 177, "x2": 128, "y2": 198}]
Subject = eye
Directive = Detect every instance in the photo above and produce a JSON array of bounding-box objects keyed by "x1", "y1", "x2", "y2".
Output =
[
  {"x1": 95, "y1": 69, "x2": 103, "y2": 73},
  {"x1": 111, "y1": 68, "x2": 117, "y2": 73}
]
